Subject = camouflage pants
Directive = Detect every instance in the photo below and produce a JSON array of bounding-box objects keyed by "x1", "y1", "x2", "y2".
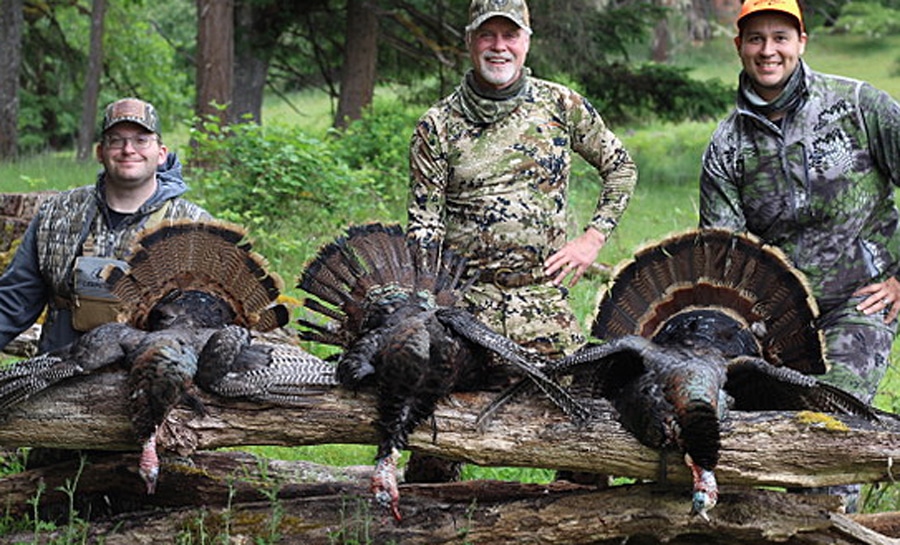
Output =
[
  {"x1": 817, "y1": 295, "x2": 897, "y2": 404},
  {"x1": 461, "y1": 281, "x2": 586, "y2": 358}
]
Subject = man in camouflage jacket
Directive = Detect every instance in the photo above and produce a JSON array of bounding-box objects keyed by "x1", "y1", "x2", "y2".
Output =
[
  {"x1": 408, "y1": 0, "x2": 637, "y2": 358},
  {"x1": 700, "y1": 0, "x2": 900, "y2": 406},
  {"x1": 0, "y1": 98, "x2": 209, "y2": 354}
]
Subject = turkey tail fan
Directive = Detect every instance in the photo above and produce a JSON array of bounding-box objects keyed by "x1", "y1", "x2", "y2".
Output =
[
  {"x1": 297, "y1": 223, "x2": 468, "y2": 346},
  {"x1": 105, "y1": 220, "x2": 287, "y2": 332},
  {"x1": 591, "y1": 229, "x2": 825, "y2": 374}
]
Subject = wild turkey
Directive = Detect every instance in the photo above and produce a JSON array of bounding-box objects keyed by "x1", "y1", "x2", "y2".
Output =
[
  {"x1": 481, "y1": 228, "x2": 885, "y2": 520},
  {"x1": 0, "y1": 220, "x2": 336, "y2": 493},
  {"x1": 296, "y1": 222, "x2": 587, "y2": 521}
]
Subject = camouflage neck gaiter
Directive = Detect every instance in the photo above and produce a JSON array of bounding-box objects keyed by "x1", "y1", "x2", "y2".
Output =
[
  {"x1": 456, "y1": 68, "x2": 530, "y2": 125},
  {"x1": 739, "y1": 60, "x2": 807, "y2": 118}
]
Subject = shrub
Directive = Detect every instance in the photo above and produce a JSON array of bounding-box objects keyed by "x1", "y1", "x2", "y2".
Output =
[{"x1": 832, "y1": 2, "x2": 900, "y2": 38}]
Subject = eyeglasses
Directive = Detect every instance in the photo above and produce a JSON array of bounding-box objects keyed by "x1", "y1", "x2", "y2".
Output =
[{"x1": 102, "y1": 134, "x2": 158, "y2": 150}]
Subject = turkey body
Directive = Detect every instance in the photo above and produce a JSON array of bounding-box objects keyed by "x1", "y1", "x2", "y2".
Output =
[
  {"x1": 0, "y1": 221, "x2": 337, "y2": 493},
  {"x1": 125, "y1": 328, "x2": 204, "y2": 493},
  {"x1": 297, "y1": 223, "x2": 581, "y2": 521},
  {"x1": 492, "y1": 229, "x2": 885, "y2": 519}
]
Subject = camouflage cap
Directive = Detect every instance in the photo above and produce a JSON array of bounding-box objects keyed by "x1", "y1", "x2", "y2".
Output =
[
  {"x1": 466, "y1": 0, "x2": 531, "y2": 34},
  {"x1": 102, "y1": 98, "x2": 161, "y2": 135}
]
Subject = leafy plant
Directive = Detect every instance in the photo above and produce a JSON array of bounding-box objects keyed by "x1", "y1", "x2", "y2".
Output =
[{"x1": 831, "y1": 2, "x2": 900, "y2": 38}]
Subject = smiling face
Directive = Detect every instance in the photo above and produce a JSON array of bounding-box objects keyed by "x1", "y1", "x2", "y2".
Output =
[
  {"x1": 96, "y1": 122, "x2": 167, "y2": 190},
  {"x1": 467, "y1": 16, "x2": 530, "y2": 90},
  {"x1": 735, "y1": 12, "x2": 807, "y2": 102}
]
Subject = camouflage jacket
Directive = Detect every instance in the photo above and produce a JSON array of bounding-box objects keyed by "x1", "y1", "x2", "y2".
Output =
[
  {"x1": 700, "y1": 61, "x2": 900, "y2": 311},
  {"x1": 0, "y1": 152, "x2": 209, "y2": 352},
  {"x1": 408, "y1": 73, "x2": 637, "y2": 274}
]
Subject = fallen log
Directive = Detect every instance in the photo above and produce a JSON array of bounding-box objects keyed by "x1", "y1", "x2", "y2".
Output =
[
  {"x1": 2, "y1": 369, "x2": 900, "y2": 543},
  {"x1": 0, "y1": 451, "x2": 895, "y2": 545},
  {"x1": 0, "y1": 369, "x2": 897, "y2": 490}
]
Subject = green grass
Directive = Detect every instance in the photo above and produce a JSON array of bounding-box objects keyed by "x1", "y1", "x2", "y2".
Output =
[{"x1": 0, "y1": 154, "x2": 100, "y2": 193}]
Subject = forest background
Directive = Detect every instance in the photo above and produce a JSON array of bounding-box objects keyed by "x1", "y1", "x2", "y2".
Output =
[{"x1": 2, "y1": 0, "x2": 900, "y2": 527}]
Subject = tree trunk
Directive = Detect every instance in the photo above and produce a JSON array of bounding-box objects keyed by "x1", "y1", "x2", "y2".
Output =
[
  {"x1": 334, "y1": 0, "x2": 379, "y2": 129},
  {"x1": 0, "y1": 0, "x2": 23, "y2": 160},
  {"x1": 231, "y1": 0, "x2": 277, "y2": 125},
  {"x1": 688, "y1": 0, "x2": 712, "y2": 42},
  {"x1": 75, "y1": 0, "x2": 107, "y2": 162},
  {"x1": 196, "y1": 0, "x2": 234, "y2": 125},
  {"x1": 651, "y1": 18, "x2": 670, "y2": 63}
]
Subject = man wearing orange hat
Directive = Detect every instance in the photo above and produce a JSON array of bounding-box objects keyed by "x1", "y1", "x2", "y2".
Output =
[{"x1": 700, "y1": 0, "x2": 900, "y2": 512}]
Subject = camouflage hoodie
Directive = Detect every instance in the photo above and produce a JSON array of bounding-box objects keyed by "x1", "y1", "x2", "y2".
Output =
[
  {"x1": 408, "y1": 72, "x2": 637, "y2": 274},
  {"x1": 700, "y1": 61, "x2": 900, "y2": 312},
  {"x1": 0, "y1": 152, "x2": 209, "y2": 352}
]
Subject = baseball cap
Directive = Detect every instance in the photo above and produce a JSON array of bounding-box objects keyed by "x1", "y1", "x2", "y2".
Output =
[
  {"x1": 466, "y1": 0, "x2": 531, "y2": 34},
  {"x1": 101, "y1": 98, "x2": 161, "y2": 135},
  {"x1": 737, "y1": 0, "x2": 804, "y2": 32}
]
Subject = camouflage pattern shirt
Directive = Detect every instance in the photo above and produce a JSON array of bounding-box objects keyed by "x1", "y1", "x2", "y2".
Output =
[
  {"x1": 700, "y1": 61, "x2": 900, "y2": 312},
  {"x1": 0, "y1": 152, "x2": 209, "y2": 352},
  {"x1": 408, "y1": 73, "x2": 637, "y2": 274}
]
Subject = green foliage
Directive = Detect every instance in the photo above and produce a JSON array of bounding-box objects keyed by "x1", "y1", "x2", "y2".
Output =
[
  {"x1": 18, "y1": 6, "x2": 87, "y2": 152},
  {"x1": 188, "y1": 114, "x2": 368, "y2": 221},
  {"x1": 583, "y1": 63, "x2": 733, "y2": 125},
  {"x1": 17, "y1": 0, "x2": 195, "y2": 154},
  {"x1": 528, "y1": 0, "x2": 665, "y2": 77},
  {"x1": 329, "y1": 99, "x2": 421, "y2": 212},
  {"x1": 0, "y1": 153, "x2": 99, "y2": 193},
  {"x1": 101, "y1": 2, "x2": 195, "y2": 132},
  {"x1": 184, "y1": 110, "x2": 408, "y2": 277},
  {"x1": 461, "y1": 465, "x2": 554, "y2": 483},
  {"x1": 831, "y1": 1, "x2": 900, "y2": 38}
]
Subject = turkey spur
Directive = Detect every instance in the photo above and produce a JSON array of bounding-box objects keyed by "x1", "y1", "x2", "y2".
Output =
[
  {"x1": 296, "y1": 222, "x2": 587, "y2": 521},
  {"x1": 481, "y1": 228, "x2": 889, "y2": 520},
  {"x1": 0, "y1": 220, "x2": 336, "y2": 493}
]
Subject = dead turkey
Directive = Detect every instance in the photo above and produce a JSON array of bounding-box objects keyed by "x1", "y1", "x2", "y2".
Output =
[
  {"x1": 0, "y1": 220, "x2": 336, "y2": 493},
  {"x1": 482, "y1": 228, "x2": 885, "y2": 520},
  {"x1": 296, "y1": 222, "x2": 585, "y2": 521}
]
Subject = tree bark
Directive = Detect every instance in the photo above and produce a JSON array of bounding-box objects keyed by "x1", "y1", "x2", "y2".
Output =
[
  {"x1": 334, "y1": 0, "x2": 379, "y2": 129},
  {"x1": 1, "y1": 370, "x2": 899, "y2": 490},
  {"x1": 0, "y1": 0, "x2": 23, "y2": 160},
  {"x1": 196, "y1": 0, "x2": 234, "y2": 125},
  {"x1": 75, "y1": 0, "x2": 107, "y2": 162},
  {"x1": 232, "y1": 1, "x2": 271, "y2": 125}
]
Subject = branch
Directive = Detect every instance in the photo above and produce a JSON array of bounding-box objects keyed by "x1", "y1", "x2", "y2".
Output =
[{"x1": 0, "y1": 370, "x2": 898, "y2": 490}]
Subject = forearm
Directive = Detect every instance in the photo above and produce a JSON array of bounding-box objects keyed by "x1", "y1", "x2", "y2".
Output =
[
  {"x1": 0, "y1": 224, "x2": 50, "y2": 350},
  {"x1": 407, "y1": 124, "x2": 448, "y2": 246}
]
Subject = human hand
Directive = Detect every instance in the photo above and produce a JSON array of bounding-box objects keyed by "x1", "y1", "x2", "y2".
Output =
[
  {"x1": 543, "y1": 228, "x2": 606, "y2": 287},
  {"x1": 854, "y1": 276, "x2": 900, "y2": 323}
]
